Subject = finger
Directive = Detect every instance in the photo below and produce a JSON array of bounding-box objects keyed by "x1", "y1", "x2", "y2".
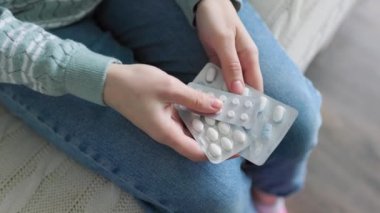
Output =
[
  {"x1": 208, "y1": 53, "x2": 220, "y2": 67},
  {"x1": 164, "y1": 119, "x2": 208, "y2": 162},
  {"x1": 202, "y1": 44, "x2": 220, "y2": 66},
  {"x1": 237, "y1": 27, "x2": 264, "y2": 92},
  {"x1": 171, "y1": 134, "x2": 207, "y2": 162},
  {"x1": 229, "y1": 154, "x2": 240, "y2": 159},
  {"x1": 167, "y1": 78, "x2": 222, "y2": 113},
  {"x1": 215, "y1": 36, "x2": 245, "y2": 94},
  {"x1": 171, "y1": 109, "x2": 193, "y2": 138},
  {"x1": 239, "y1": 46, "x2": 263, "y2": 92}
]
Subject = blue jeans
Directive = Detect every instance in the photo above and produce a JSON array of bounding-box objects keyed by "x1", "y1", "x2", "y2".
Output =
[{"x1": 0, "y1": 0, "x2": 322, "y2": 212}]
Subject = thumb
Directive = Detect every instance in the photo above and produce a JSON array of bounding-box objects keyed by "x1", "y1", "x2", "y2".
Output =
[
  {"x1": 168, "y1": 80, "x2": 222, "y2": 113},
  {"x1": 215, "y1": 38, "x2": 245, "y2": 94}
]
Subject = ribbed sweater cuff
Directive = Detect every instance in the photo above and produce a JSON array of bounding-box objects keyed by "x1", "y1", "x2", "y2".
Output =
[{"x1": 64, "y1": 46, "x2": 121, "y2": 106}]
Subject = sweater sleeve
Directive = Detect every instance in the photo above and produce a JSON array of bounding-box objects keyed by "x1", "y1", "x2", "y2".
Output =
[
  {"x1": 0, "y1": 7, "x2": 121, "y2": 106},
  {"x1": 175, "y1": 0, "x2": 242, "y2": 25}
]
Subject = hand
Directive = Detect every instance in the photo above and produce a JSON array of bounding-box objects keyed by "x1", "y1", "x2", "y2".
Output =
[
  {"x1": 103, "y1": 64, "x2": 223, "y2": 161},
  {"x1": 196, "y1": 0, "x2": 263, "y2": 93}
]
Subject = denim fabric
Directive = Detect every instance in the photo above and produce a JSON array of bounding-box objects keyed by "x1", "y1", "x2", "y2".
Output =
[{"x1": 0, "y1": 0, "x2": 322, "y2": 212}]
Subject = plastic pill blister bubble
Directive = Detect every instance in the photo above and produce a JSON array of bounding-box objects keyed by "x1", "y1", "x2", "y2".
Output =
[
  {"x1": 191, "y1": 63, "x2": 299, "y2": 165},
  {"x1": 188, "y1": 83, "x2": 258, "y2": 129},
  {"x1": 176, "y1": 108, "x2": 250, "y2": 164}
]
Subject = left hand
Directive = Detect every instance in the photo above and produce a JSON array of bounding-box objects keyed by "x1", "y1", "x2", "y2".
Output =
[
  {"x1": 104, "y1": 64, "x2": 222, "y2": 161},
  {"x1": 195, "y1": 0, "x2": 264, "y2": 93}
]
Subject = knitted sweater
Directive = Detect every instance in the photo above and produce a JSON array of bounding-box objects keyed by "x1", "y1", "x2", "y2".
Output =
[{"x1": 0, "y1": 0, "x2": 241, "y2": 106}]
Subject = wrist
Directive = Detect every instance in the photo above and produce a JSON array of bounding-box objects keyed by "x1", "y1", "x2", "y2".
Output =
[
  {"x1": 196, "y1": 0, "x2": 231, "y2": 10},
  {"x1": 103, "y1": 63, "x2": 127, "y2": 107},
  {"x1": 196, "y1": 0, "x2": 239, "y2": 16}
]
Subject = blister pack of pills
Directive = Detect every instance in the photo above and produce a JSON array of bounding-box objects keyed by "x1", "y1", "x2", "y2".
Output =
[
  {"x1": 188, "y1": 82, "x2": 259, "y2": 129},
  {"x1": 188, "y1": 63, "x2": 298, "y2": 165},
  {"x1": 177, "y1": 108, "x2": 250, "y2": 163}
]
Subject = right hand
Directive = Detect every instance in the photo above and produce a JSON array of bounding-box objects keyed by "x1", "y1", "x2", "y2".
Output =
[
  {"x1": 103, "y1": 64, "x2": 223, "y2": 161},
  {"x1": 196, "y1": 0, "x2": 263, "y2": 93}
]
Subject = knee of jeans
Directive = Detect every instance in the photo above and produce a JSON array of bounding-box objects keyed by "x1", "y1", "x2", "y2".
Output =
[
  {"x1": 278, "y1": 82, "x2": 322, "y2": 160},
  {"x1": 178, "y1": 172, "x2": 250, "y2": 212}
]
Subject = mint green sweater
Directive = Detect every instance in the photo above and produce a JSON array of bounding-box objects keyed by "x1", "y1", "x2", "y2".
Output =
[{"x1": 0, "y1": 0, "x2": 241, "y2": 105}]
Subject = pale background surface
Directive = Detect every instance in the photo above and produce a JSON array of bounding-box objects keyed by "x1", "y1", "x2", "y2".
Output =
[
  {"x1": 251, "y1": 0, "x2": 356, "y2": 71},
  {"x1": 288, "y1": 0, "x2": 380, "y2": 212}
]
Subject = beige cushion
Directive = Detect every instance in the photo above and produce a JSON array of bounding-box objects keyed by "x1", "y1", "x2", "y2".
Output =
[
  {"x1": 0, "y1": 105, "x2": 142, "y2": 213},
  {"x1": 250, "y1": 0, "x2": 357, "y2": 70}
]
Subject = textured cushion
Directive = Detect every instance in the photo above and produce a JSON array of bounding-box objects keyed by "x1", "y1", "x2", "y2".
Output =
[
  {"x1": 0, "y1": 1, "x2": 356, "y2": 212},
  {"x1": 0, "y1": 105, "x2": 142, "y2": 212},
  {"x1": 250, "y1": 0, "x2": 357, "y2": 70}
]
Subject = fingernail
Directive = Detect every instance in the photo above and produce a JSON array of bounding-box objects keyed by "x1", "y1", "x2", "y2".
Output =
[
  {"x1": 211, "y1": 99, "x2": 223, "y2": 109},
  {"x1": 231, "y1": 80, "x2": 244, "y2": 94}
]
